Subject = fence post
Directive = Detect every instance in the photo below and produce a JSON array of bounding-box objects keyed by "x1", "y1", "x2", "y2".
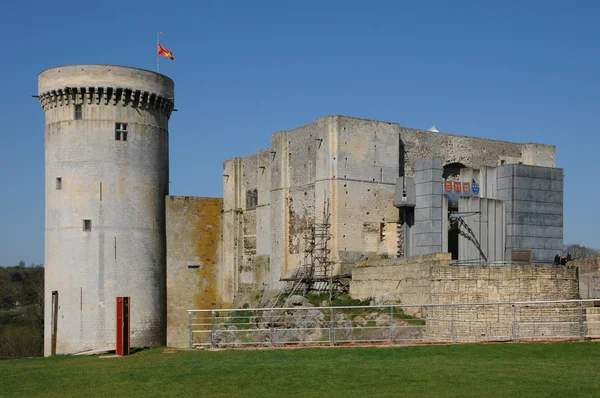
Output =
[
  {"x1": 390, "y1": 306, "x2": 395, "y2": 344},
  {"x1": 578, "y1": 300, "x2": 585, "y2": 340},
  {"x1": 513, "y1": 304, "x2": 519, "y2": 343},
  {"x1": 329, "y1": 307, "x2": 335, "y2": 346},
  {"x1": 451, "y1": 304, "x2": 456, "y2": 344},
  {"x1": 188, "y1": 311, "x2": 193, "y2": 349},
  {"x1": 210, "y1": 311, "x2": 216, "y2": 349}
]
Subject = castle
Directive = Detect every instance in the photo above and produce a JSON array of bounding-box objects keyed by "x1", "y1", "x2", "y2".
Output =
[{"x1": 39, "y1": 65, "x2": 573, "y2": 354}]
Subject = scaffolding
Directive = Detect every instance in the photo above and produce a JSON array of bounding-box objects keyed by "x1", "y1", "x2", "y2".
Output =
[{"x1": 275, "y1": 197, "x2": 349, "y2": 306}]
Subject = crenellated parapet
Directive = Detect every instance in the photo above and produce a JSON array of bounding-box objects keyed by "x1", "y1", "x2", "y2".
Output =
[{"x1": 39, "y1": 86, "x2": 174, "y2": 117}]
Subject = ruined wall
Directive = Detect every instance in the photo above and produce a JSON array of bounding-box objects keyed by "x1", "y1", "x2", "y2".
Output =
[
  {"x1": 572, "y1": 254, "x2": 600, "y2": 299},
  {"x1": 222, "y1": 158, "x2": 242, "y2": 303},
  {"x1": 350, "y1": 253, "x2": 578, "y2": 309},
  {"x1": 221, "y1": 115, "x2": 558, "y2": 302},
  {"x1": 271, "y1": 122, "x2": 319, "y2": 287},
  {"x1": 399, "y1": 128, "x2": 555, "y2": 175},
  {"x1": 429, "y1": 265, "x2": 579, "y2": 303},
  {"x1": 350, "y1": 253, "x2": 452, "y2": 310},
  {"x1": 334, "y1": 117, "x2": 401, "y2": 266},
  {"x1": 166, "y1": 196, "x2": 222, "y2": 348},
  {"x1": 426, "y1": 265, "x2": 580, "y2": 342},
  {"x1": 222, "y1": 150, "x2": 272, "y2": 304},
  {"x1": 568, "y1": 256, "x2": 599, "y2": 275},
  {"x1": 350, "y1": 255, "x2": 580, "y2": 340}
]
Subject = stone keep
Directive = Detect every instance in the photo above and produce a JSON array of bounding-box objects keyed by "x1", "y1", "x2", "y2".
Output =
[{"x1": 38, "y1": 65, "x2": 174, "y2": 355}]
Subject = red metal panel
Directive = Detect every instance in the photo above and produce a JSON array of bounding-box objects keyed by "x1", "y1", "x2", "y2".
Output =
[{"x1": 116, "y1": 297, "x2": 130, "y2": 356}]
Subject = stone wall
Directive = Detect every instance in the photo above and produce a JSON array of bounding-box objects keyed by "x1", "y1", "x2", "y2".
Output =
[
  {"x1": 426, "y1": 264, "x2": 580, "y2": 342},
  {"x1": 429, "y1": 265, "x2": 579, "y2": 303},
  {"x1": 572, "y1": 255, "x2": 600, "y2": 299},
  {"x1": 40, "y1": 65, "x2": 173, "y2": 355},
  {"x1": 221, "y1": 115, "x2": 557, "y2": 303},
  {"x1": 350, "y1": 253, "x2": 451, "y2": 315},
  {"x1": 350, "y1": 254, "x2": 580, "y2": 340},
  {"x1": 570, "y1": 256, "x2": 599, "y2": 275},
  {"x1": 350, "y1": 254, "x2": 578, "y2": 305},
  {"x1": 166, "y1": 196, "x2": 222, "y2": 348}
]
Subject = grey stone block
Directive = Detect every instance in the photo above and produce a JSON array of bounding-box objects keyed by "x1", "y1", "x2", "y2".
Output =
[
  {"x1": 414, "y1": 157, "x2": 443, "y2": 172},
  {"x1": 513, "y1": 165, "x2": 563, "y2": 180},
  {"x1": 512, "y1": 177, "x2": 563, "y2": 192},
  {"x1": 415, "y1": 169, "x2": 443, "y2": 184},
  {"x1": 415, "y1": 207, "x2": 438, "y2": 221},
  {"x1": 532, "y1": 249, "x2": 562, "y2": 263},
  {"x1": 497, "y1": 164, "x2": 514, "y2": 177},
  {"x1": 506, "y1": 212, "x2": 563, "y2": 227},
  {"x1": 512, "y1": 189, "x2": 563, "y2": 204},
  {"x1": 511, "y1": 236, "x2": 563, "y2": 251},
  {"x1": 414, "y1": 245, "x2": 443, "y2": 256},
  {"x1": 416, "y1": 194, "x2": 443, "y2": 209},
  {"x1": 415, "y1": 220, "x2": 443, "y2": 234},
  {"x1": 415, "y1": 181, "x2": 443, "y2": 195},
  {"x1": 497, "y1": 176, "x2": 513, "y2": 191},
  {"x1": 507, "y1": 201, "x2": 563, "y2": 215},
  {"x1": 414, "y1": 232, "x2": 443, "y2": 246},
  {"x1": 509, "y1": 224, "x2": 563, "y2": 239}
]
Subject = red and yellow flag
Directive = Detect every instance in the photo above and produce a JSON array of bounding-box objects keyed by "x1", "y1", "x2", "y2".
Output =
[{"x1": 158, "y1": 43, "x2": 175, "y2": 60}]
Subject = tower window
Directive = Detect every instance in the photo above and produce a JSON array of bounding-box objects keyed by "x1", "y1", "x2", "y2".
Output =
[
  {"x1": 56, "y1": 177, "x2": 62, "y2": 190},
  {"x1": 115, "y1": 123, "x2": 128, "y2": 141},
  {"x1": 245, "y1": 189, "x2": 258, "y2": 210},
  {"x1": 74, "y1": 104, "x2": 82, "y2": 120},
  {"x1": 83, "y1": 219, "x2": 92, "y2": 232}
]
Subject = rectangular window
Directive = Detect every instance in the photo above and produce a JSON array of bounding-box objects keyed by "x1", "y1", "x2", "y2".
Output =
[
  {"x1": 56, "y1": 177, "x2": 62, "y2": 190},
  {"x1": 74, "y1": 104, "x2": 82, "y2": 120},
  {"x1": 115, "y1": 123, "x2": 128, "y2": 141},
  {"x1": 83, "y1": 219, "x2": 92, "y2": 232}
]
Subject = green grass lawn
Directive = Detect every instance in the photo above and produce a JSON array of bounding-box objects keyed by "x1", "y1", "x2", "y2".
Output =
[{"x1": 1, "y1": 342, "x2": 600, "y2": 397}]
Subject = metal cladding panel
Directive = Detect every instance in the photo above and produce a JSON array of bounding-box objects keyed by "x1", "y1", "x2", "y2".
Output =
[
  {"x1": 496, "y1": 164, "x2": 564, "y2": 263},
  {"x1": 458, "y1": 197, "x2": 505, "y2": 263},
  {"x1": 393, "y1": 177, "x2": 416, "y2": 207}
]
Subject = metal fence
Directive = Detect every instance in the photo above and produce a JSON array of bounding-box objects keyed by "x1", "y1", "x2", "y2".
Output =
[{"x1": 187, "y1": 299, "x2": 600, "y2": 349}]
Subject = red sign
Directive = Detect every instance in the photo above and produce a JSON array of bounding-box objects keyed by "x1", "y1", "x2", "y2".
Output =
[
  {"x1": 444, "y1": 181, "x2": 452, "y2": 192},
  {"x1": 463, "y1": 183, "x2": 471, "y2": 194},
  {"x1": 454, "y1": 182, "x2": 462, "y2": 193}
]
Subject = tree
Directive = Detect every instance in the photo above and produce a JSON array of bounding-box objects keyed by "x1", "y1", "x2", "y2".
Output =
[
  {"x1": 0, "y1": 262, "x2": 44, "y2": 357},
  {"x1": 564, "y1": 244, "x2": 598, "y2": 259}
]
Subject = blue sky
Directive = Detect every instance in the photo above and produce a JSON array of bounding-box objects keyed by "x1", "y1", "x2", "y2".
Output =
[{"x1": 0, "y1": 0, "x2": 598, "y2": 265}]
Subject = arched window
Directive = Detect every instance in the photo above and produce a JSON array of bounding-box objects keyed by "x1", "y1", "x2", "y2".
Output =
[
  {"x1": 246, "y1": 190, "x2": 253, "y2": 209},
  {"x1": 246, "y1": 189, "x2": 258, "y2": 210}
]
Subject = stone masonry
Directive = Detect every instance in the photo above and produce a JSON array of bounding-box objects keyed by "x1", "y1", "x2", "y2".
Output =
[
  {"x1": 221, "y1": 115, "x2": 556, "y2": 304},
  {"x1": 39, "y1": 65, "x2": 174, "y2": 355},
  {"x1": 166, "y1": 196, "x2": 223, "y2": 348}
]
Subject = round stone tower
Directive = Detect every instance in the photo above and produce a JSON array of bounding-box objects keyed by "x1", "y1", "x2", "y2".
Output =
[{"x1": 38, "y1": 65, "x2": 174, "y2": 356}]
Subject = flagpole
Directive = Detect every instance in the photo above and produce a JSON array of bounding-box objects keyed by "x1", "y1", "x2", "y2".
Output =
[{"x1": 156, "y1": 30, "x2": 160, "y2": 73}]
